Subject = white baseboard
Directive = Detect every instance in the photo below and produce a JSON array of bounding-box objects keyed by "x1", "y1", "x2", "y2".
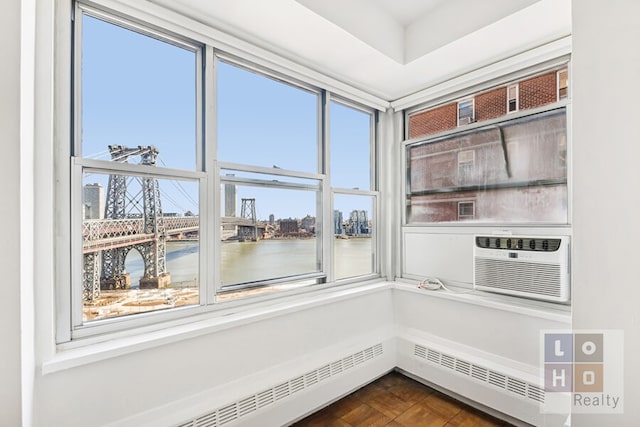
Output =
[
  {"x1": 396, "y1": 332, "x2": 569, "y2": 427},
  {"x1": 104, "y1": 334, "x2": 395, "y2": 427}
]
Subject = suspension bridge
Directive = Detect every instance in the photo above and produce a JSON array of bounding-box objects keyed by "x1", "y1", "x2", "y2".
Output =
[{"x1": 82, "y1": 145, "x2": 263, "y2": 303}]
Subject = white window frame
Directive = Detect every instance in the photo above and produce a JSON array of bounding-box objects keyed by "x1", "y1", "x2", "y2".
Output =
[
  {"x1": 57, "y1": 2, "x2": 380, "y2": 344},
  {"x1": 214, "y1": 55, "x2": 328, "y2": 295},
  {"x1": 457, "y1": 201, "x2": 475, "y2": 221},
  {"x1": 507, "y1": 84, "x2": 519, "y2": 113},
  {"x1": 457, "y1": 99, "x2": 475, "y2": 126},
  {"x1": 557, "y1": 68, "x2": 569, "y2": 101},
  {"x1": 327, "y1": 95, "x2": 379, "y2": 284}
]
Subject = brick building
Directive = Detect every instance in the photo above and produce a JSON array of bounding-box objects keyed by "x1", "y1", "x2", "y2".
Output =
[
  {"x1": 406, "y1": 68, "x2": 568, "y2": 223},
  {"x1": 278, "y1": 218, "x2": 299, "y2": 234},
  {"x1": 408, "y1": 68, "x2": 568, "y2": 139}
]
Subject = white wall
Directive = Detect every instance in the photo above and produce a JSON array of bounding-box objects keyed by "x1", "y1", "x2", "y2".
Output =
[
  {"x1": 32, "y1": 290, "x2": 394, "y2": 426},
  {"x1": 0, "y1": 0, "x2": 23, "y2": 425},
  {"x1": 572, "y1": 1, "x2": 640, "y2": 425}
]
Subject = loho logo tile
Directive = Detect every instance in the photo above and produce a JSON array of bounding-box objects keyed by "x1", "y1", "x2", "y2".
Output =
[{"x1": 541, "y1": 330, "x2": 623, "y2": 414}]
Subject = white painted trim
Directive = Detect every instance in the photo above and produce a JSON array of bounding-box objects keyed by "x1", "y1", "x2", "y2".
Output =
[
  {"x1": 43, "y1": 282, "x2": 392, "y2": 374},
  {"x1": 392, "y1": 281, "x2": 571, "y2": 323},
  {"x1": 103, "y1": 336, "x2": 396, "y2": 427},
  {"x1": 391, "y1": 36, "x2": 571, "y2": 112}
]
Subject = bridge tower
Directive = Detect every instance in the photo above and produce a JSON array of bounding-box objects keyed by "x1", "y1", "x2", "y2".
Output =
[
  {"x1": 239, "y1": 198, "x2": 258, "y2": 241},
  {"x1": 83, "y1": 145, "x2": 171, "y2": 301}
]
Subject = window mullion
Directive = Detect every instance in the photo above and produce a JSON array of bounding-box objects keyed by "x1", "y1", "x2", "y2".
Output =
[
  {"x1": 322, "y1": 91, "x2": 332, "y2": 283},
  {"x1": 206, "y1": 46, "x2": 219, "y2": 302}
]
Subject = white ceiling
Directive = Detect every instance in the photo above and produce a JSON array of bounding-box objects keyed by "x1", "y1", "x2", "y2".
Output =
[{"x1": 149, "y1": 0, "x2": 571, "y2": 101}]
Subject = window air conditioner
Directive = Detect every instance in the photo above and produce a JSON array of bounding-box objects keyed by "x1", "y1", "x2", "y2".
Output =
[
  {"x1": 473, "y1": 235, "x2": 570, "y2": 303},
  {"x1": 459, "y1": 116, "x2": 473, "y2": 125}
]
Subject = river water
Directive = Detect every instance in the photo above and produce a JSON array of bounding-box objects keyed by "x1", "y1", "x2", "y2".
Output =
[{"x1": 124, "y1": 237, "x2": 373, "y2": 288}]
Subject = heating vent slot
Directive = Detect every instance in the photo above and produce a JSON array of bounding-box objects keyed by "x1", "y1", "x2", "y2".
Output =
[
  {"x1": 194, "y1": 412, "x2": 215, "y2": 427},
  {"x1": 441, "y1": 354, "x2": 455, "y2": 370},
  {"x1": 343, "y1": 355, "x2": 355, "y2": 370},
  {"x1": 217, "y1": 404, "x2": 238, "y2": 426},
  {"x1": 180, "y1": 343, "x2": 384, "y2": 427},
  {"x1": 471, "y1": 365, "x2": 488, "y2": 382},
  {"x1": 256, "y1": 389, "x2": 274, "y2": 408},
  {"x1": 273, "y1": 382, "x2": 289, "y2": 401},
  {"x1": 507, "y1": 377, "x2": 527, "y2": 397},
  {"x1": 237, "y1": 396, "x2": 257, "y2": 417},
  {"x1": 427, "y1": 349, "x2": 441, "y2": 364},
  {"x1": 488, "y1": 371, "x2": 506, "y2": 388},
  {"x1": 304, "y1": 371, "x2": 318, "y2": 387},
  {"x1": 290, "y1": 376, "x2": 305, "y2": 394},
  {"x1": 318, "y1": 364, "x2": 331, "y2": 382},
  {"x1": 528, "y1": 385, "x2": 546, "y2": 403},
  {"x1": 414, "y1": 344, "x2": 427, "y2": 359},
  {"x1": 413, "y1": 343, "x2": 545, "y2": 405},
  {"x1": 455, "y1": 359, "x2": 471, "y2": 376}
]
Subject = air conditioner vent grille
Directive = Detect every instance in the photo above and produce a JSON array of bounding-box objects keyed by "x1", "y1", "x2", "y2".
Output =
[
  {"x1": 473, "y1": 235, "x2": 570, "y2": 303},
  {"x1": 413, "y1": 343, "x2": 545, "y2": 405},
  {"x1": 475, "y1": 258, "x2": 561, "y2": 297},
  {"x1": 180, "y1": 343, "x2": 384, "y2": 427}
]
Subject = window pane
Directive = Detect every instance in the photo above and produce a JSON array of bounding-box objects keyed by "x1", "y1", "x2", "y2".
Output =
[
  {"x1": 407, "y1": 109, "x2": 567, "y2": 223},
  {"x1": 220, "y1": 177, "x2": 321, "y2": 287},
  {"x1": 81, "y1": 15, "x2": 197, "y2": 170},
  {"x1": 334, "y1": 194, "x2": 374, "y2": 279},
  {"x1": 217, "y1": 61, "x2": 319, "y2": 172},
  {"x1": 330, "y1": 102, "x2": 371, "y2": 190},
  {"x1": 82, "y1": 172, "x2": 199, "y2": 322}
]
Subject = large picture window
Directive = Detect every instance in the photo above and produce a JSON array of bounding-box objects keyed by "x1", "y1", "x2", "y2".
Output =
[
  {"x1": 65, "y1": 5, "x2": 378, "y2": 339},
  {"x1": 74, "y1": 9, "x2": 202, "y2": 327},
  {"x1": 329, "y1": 100, "x2": 377, "y2": 280}
]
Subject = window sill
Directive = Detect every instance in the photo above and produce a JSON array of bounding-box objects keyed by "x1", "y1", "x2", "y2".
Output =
[
  {"x1": 392, "y1": 280, "x2": 571, "y2": 323},
  {"x1": 42, "y1": 281, "x2": 392, "y2": 375}
]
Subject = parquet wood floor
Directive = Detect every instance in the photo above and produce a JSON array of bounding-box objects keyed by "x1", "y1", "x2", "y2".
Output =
[{"x1": 292, "y1": 371, "x2": 514, "y2": 427}]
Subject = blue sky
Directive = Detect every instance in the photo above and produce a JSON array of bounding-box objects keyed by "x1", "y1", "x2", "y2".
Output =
[{"x1": 82, "y1": 14, "x2": 372, "y2": 220}]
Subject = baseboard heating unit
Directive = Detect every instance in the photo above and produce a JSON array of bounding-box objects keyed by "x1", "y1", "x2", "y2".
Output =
[
  {"x1": 176, "y1": 343, "x2": 384, "y2": 427},
  {"x1": 396, "y1": 335, "x2": 569, "y2": 427}
]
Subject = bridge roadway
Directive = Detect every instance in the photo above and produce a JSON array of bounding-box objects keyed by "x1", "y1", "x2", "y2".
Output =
[{"x1": 83, "y1": 216, "x2": 261, "y2": 253}]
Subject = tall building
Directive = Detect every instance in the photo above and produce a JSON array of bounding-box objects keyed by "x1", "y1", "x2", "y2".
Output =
[
  {"x1": 349, "y1": 210, "x2": 369, "y2": 235},
  {"x1": 333, "y1": 209, "x2": 344, "y2": 235},
  {"x1": 83, "y1": 183, "x2": 104, "y2": 219},
  {"x1": 224, "y1": 175, "x2": 236, "y2": 217},
  {"x1": 300, "y1": 215, "x2": 315, "y2": 233},
  {"x1": 279, "y1": 218, "x2": 298, "y2": 234}
]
